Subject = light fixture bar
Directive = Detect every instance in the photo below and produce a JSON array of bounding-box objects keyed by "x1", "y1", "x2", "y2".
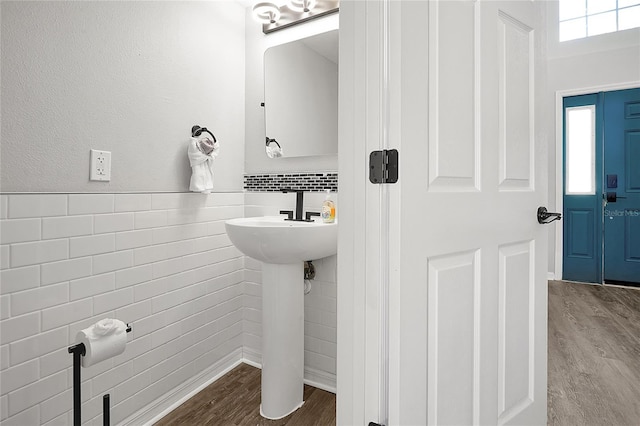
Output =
[{"x1": 261, "y1": 0, "x2": 339, "y2": 34}]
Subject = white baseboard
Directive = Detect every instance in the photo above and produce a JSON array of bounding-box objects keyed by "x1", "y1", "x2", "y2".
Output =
[
  {"x1": 119, "y1": 348, "x2": 243, "y2": 426},
  {"x1": 303, "y1": 366, "x2": 336, "y2": 394},
  {"x1": 241, "y1": 346, "x2": 336, "y2": 394},
  {"x1": 242, "y1": 346, "x2": 262, "y2": 368},
  {"x1": 548, "y1": 272, "x2": 556, "y2": 281}
]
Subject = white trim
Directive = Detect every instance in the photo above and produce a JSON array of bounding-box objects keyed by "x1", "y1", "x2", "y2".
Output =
[
  {"x1": 336, "y1": 0, "x2": 385, "y2": 424},
  {"x1": 554, "y1": 81, "x2": 640, "y2": 281},
  {"x1": 304, "y1": 366, "x2": 337, "y2": 394},
  {"x1": 242, "y1": 347, "x2": 337, "y2": 393},
  {"x1": 242, "y1": 346, "x2": 262, "y2": 368},
  {"x1": 120, "y1": 348, "x2": 244, "y2": 426},
  {"x1": 547, "y1": 272, "x2": 556, "y2": 281},
  {"x1": 378, "y1": 0, "x2": 391, "y2": 423}
]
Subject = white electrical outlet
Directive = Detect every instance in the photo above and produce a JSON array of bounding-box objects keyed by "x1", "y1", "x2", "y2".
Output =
[{"x1": 90, "y1": 149, "x2": 111, "y2": 181}]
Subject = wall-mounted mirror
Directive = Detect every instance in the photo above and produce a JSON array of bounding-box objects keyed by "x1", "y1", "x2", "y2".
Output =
[{"x1": 264, "y1": 29, "x2": 338, "y2": 158}]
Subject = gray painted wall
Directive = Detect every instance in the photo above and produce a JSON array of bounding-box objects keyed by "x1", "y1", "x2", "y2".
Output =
[{"x1": 1, "y1": 1, "x2": 245, "y2": 193}]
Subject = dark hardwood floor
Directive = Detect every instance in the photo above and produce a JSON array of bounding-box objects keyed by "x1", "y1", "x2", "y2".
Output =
[
  {"x1": 158, "y1": 280, "x2": 640, "y2": 425},
  {"x1": 548, "y1": 280, "x2": 640, "y2": 425},
  {"x1": 155, "y1": 363, "x2": 336, "y2": 425}
]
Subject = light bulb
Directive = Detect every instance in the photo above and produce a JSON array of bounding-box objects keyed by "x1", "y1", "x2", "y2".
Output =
[
  {"x1": 253, "y1": 2, "x2": 282, "y2": 24},
  {"x1": 287, "y1": 0, "x2": 317, "y2": 13}
]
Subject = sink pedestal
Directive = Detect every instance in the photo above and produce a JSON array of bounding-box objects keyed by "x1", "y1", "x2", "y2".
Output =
[
  {"x1": 260, "y1": 262, "x2": 304, "y2": 419},
  {"x1": 224, "y1": 216, "x2": 337, "y2": 419}
]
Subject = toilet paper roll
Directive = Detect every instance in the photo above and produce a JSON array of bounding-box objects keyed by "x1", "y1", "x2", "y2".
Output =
[{"x1": 76, "y1": 318, "x2": 127, "y2": 367}]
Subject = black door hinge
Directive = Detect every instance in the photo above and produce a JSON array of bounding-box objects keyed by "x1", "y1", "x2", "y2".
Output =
[{"x1": 369, "y1": 149, "x2": 399, "y2": 184}]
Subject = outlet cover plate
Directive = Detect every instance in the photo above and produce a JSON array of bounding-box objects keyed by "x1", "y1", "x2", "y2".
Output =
[{"x1": 90, "y1": 149, "x2": 111, "y2": 181}]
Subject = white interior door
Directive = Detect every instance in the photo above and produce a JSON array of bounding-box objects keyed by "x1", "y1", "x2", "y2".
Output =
[{"x1": 388, "y1": 1, "x2": 548, "y2": 425}]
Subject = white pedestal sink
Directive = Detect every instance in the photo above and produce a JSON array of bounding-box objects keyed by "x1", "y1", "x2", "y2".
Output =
[{"x1": 225, "y1": 216, "x2": 337, "y2": 419}]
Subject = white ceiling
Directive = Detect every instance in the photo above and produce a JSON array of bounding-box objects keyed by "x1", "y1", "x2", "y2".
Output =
[
  {"x1": 235, "y1": 0, "x2": 291, "y2": 9},
  {"x1": 234, "y1": 0, "x2": 254, "y2": 8}
]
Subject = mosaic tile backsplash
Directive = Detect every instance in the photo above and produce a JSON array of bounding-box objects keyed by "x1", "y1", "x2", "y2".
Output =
[{"x1": 244, "y1": 172, "x2": 338, "y2": 192}]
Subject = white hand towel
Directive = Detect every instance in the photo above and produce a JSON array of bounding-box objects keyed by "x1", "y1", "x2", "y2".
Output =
[
  {"x1": 265, "y1": 144, "x2": 283, "y2": 158},
  {"x1": 188, "y1": 137, "x2": 220, "y2": 193}
]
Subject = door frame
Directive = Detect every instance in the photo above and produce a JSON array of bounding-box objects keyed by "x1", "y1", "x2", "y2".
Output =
[
  {"x1": 336, "y1": 1, "x2": 390, "y2": 424},
  {"x1": 553, "y1": 81, "x2": 640, "y2": 281}
]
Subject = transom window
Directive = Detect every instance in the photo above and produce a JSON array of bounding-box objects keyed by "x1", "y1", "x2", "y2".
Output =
[{"x1": 560, "y1": 0, "x2": 640, "y2": 41}]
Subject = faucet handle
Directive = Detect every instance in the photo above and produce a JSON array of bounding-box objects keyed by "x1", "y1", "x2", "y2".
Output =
[
  {"x1": 305, "y1": 211, "x2": 321, "y2": 222},
  {"x1": 279, "y1": 210, "x2": 294, "y2": 220}
]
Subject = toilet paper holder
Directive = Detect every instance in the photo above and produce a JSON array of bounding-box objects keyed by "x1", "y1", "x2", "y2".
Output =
[{"x1": 68, "y1": 324, "x2": 131, "y2": 426}]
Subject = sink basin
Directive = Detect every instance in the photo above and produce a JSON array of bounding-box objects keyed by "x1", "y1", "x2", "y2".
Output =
[
  {"x1": 224, "y1": 215, "x2": 338, "y2": 419},
  {"x1": 225, "y1": 216, "x2": 337, "y2": 264}
]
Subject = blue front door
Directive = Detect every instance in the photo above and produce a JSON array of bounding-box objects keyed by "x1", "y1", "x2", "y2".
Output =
[
  {"x1": 563, "y1": 88, "x2": 640, "y2": 285},
  {"x1": 603, "y1": 88, "x2": 640, "y2": 284}
]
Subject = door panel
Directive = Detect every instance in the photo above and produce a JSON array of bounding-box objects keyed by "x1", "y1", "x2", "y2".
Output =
[
  {"x1": 567, "y1": 209, "x2": 595, "y2": 258},
  {"x1": 428, "y1": 0, "x2": 478, "y2": 191},
  {"x1": 625, "y1": 214, "x2": 640, "y2": 261},
  {"x1": 498, "y1": 240, "x2": 535, "y2": 424},
  {"x1": 627, "y1": 131, "x2": 640, "y2": 190},
  {"x1": 604, "y1": 88, "x2": 640, "y2": 283},
  {"x1": 427, "y1": 250, "x2": 479, "y2": 426},
  {"x1": 498, "y1": 11, "x2": 534, "y2": 191},
  {"x1": 391, "y1": 1, "x2": 547, "y2": 425},
  {"x1": 563, "y1": 94, "x2": 603, "y2": 283}
]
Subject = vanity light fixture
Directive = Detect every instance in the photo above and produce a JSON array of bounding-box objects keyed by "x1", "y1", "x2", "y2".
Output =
[
  {"x1": 287, "y1": 0, "x2": 317, "y2": 13},
  {"x1": 257, "y1": 0, "x2": 339, "y2": 34},
  {"x1": 253, "y1": 2, "x2": 282, "y2": 24}
]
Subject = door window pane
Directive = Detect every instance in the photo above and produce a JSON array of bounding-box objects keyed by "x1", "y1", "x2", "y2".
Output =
[
  {"x1": 587, "y1": 0, "x2": 616, "y2": 15},
  {"x1": 619, "y1": 0, "x2": 640, "y2": 8},
  {"x1": 588, "y1": 11, "x2": 617, "y2": 36},
  {"x1": 560, "y1": 0, "x2": 586, "y2": 20},
  {"x1": 619, "y1": 5, "x2": 640, "y2": 30},
  {"x1": 560, "y1": 17, "x2": 587, "y2": 41},
  {"x1": 566, "y1": 106, "x2": 596, "y2": 195}
]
